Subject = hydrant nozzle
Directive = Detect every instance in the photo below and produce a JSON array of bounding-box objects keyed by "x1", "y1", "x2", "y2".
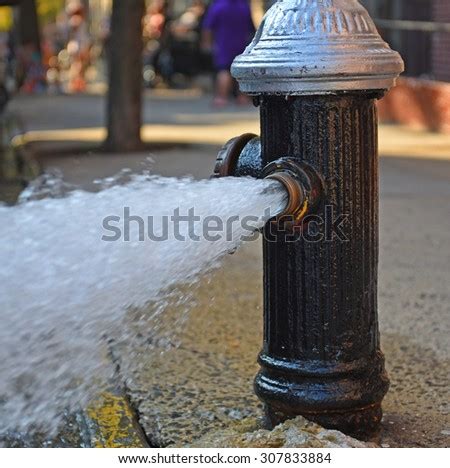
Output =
[
  {"x1": 265, "y1": 171, "x2": 306, "y2": 221},
  {"x1": 263, "y1": 158, "x2": 324, "y2": 225}
]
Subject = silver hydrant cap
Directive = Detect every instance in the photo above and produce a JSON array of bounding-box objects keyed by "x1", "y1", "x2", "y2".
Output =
[{"x1": 231, "y1": 0, "x2": 404, "y2": 95}]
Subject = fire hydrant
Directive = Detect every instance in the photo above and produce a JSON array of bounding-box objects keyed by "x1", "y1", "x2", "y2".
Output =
[{"x1": 214, "y1": 0, "x2": 404, "y2": 439}]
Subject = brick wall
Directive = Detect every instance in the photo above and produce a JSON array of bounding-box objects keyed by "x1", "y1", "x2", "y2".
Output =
[
  {"x1": 378, "y1": 77, "x2": 450, "y2": 134},
  {"x1": 433, "y1": 0, "x2": 450, "y2": 82}
]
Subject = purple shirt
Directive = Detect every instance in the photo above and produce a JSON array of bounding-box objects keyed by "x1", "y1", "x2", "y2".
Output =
[{"x1": 203, "y1": 0, "x2": 255, "y2": 69}]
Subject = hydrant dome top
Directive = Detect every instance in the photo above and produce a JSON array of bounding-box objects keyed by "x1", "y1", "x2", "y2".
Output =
[{"x1": 231, "y1": 0, "x2": 404, "y2": 94}]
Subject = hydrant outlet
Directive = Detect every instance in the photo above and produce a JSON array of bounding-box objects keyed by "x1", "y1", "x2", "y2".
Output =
[
  {"x1": 263, "y1": 158, "x2": 323, "y2": 224},
  {"x1": 213, "y1": 134, "x2": 262, "y2": 178},
  {"x1": 213, "y1": 138, "x2": 323, "y2": 224},
  {"x1": 265, "y1": 172, "x2": 305, "y2": 220}
]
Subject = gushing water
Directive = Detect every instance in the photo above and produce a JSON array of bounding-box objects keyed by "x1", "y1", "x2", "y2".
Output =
[{"x1": 0, "y1": 173, "x2": 286, "y2": 436}]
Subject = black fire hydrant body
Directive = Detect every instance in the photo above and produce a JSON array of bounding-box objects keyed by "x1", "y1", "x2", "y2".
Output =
[
  {"x1": 257, "y1": 93, "x2": 387, "y2": 437},
  {"x1": 215, "y1": 0, "x2": 404, "y2": 438}
]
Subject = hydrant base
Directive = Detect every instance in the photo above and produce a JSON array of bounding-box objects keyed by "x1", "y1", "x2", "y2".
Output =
[
  {"x1": 263, "y1": 403, "x2": 383, "y2": 441},
  {"x1": 255, "y1": 349, "x2": 389, "y2": 440}
]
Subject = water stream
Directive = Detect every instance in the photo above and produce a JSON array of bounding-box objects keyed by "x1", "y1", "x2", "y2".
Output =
[{"x1": 0, "y1": 173, "x2": 286, "y2": 436}]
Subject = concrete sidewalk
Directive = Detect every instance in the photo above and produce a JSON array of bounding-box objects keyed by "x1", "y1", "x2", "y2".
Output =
[
  {"x1": 8, "y1": 90, "x2": 450, "y2": 161},
  {"x1": 2, "y1": 91, "x2": 449, "y2": 447}
]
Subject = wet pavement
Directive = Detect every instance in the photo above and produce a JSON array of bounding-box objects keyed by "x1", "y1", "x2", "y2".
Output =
[{"x1": 1, "y1": 91, "x2": 449, "y2": 447}]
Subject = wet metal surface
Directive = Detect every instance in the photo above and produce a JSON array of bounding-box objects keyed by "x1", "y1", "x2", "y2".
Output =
[
  {"x1": 232, "y1": 1, "x2": 403, "y2": 433},
  {"x1": 255, "y1": 94, "x2": 388, "y2": 437}
]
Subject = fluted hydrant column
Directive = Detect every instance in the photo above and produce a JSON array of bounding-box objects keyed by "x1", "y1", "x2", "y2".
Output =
[{"x1": 232, "y1": 0, "x2": 404, "y2": 438}]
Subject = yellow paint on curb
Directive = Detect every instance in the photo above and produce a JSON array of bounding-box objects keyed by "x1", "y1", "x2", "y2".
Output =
[{"x1": 86, "y1": 392, "x2": 147, "y2": 448}]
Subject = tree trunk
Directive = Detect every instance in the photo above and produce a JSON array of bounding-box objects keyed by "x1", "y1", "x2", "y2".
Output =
[
  {"x1": 18, "y1": 0, "x2": 41, "y2": 53},
  {"x1": 104, "y1": 0, "x2": 145, "y2": 152}
]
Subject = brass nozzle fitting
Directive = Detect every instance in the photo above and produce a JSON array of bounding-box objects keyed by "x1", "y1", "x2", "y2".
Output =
[
  {"x1": 262, "y1": 158, "x2": 324, "y2": 225},
  {"x1": 212, "y1": 136, "x2": 323, "y2": 226},
  {"x1": 265, "y1": 172, "x2": 306, "y2": 221}
]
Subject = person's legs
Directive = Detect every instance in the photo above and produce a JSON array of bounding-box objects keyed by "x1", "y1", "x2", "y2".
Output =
[
  {"x1": 213, "y1": 69, "x2": 233, "y2": 107},
  {"x1": 236, "y1": 92, "x2": 252, "y2": 106}
]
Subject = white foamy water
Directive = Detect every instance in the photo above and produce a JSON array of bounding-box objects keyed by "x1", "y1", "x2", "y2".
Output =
[{"x1": 0, "y1": 174, "x2": 286, "y2": 436}]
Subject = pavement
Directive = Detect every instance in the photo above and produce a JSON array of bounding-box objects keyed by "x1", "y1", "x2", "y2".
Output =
[{"x1": 1, "y1": 90, "x2": 449, "y2": 447}]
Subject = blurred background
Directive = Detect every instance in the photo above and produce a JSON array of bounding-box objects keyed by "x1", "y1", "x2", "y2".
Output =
[{"x1": 0, "y1": 0, "x2": 449, "y2": 203}]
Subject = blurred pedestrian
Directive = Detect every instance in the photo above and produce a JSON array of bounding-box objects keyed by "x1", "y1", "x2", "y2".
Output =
[
  {"x1": 202, "y1": 0, "x2": 255, "y2": 107},
  {"x1": 42, "y1": 23, "x2": 63, "y2": 94},
  {"x1": 18, "y1": 43, "x2": 46, "y2": 94},
  {"x1": 142, "y1": 0, "x2": 168, "y2": 86},
  {"x1": 66, "y1": 0, "x2": 91, "y2": 93},
  {"x1": 168, "y1": 0, "x2": 206, "y2": 83}
]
